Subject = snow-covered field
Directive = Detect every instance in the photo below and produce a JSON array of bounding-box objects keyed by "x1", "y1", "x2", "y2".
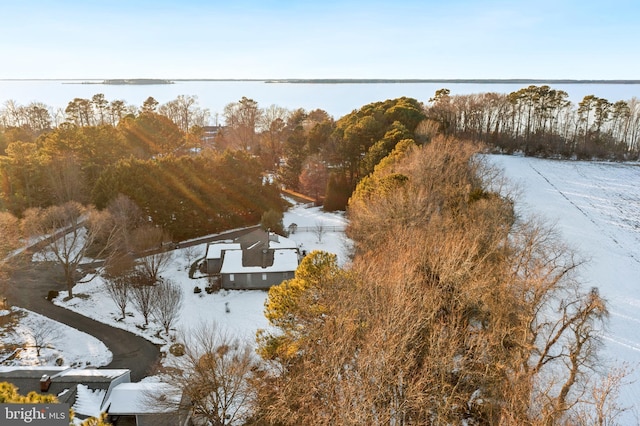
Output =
[{"x1": 490, "y1": 154, "x2": 640, "y2": 420}]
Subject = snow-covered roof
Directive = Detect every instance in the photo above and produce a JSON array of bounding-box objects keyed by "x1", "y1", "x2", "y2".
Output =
[
  {"x1": 53, "y1": 368, "x2": 129, "y2": 379},
  {"x1": 220, "y1": 248, "x2": 299, "y2": 274},
  {"x1": 0, "y1": 367, "x2": 128, "y2": 380},
  {"x1": 104, "y1": 382, "x2": 180, "y2": 415},
  {"x1": 205, "y1": 242, "x2": 241, "y2": 259},
  {"x1": 73, "y1": 384, "x2": 107, "y2": 418},
  {"x1": 268, "y1": 234, "x2": 298, "y2": 249}
]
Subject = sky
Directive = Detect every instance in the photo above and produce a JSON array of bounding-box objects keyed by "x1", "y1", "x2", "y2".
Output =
[{"x1": 1, "y1": 0, "x2": 638, "y2": 80}]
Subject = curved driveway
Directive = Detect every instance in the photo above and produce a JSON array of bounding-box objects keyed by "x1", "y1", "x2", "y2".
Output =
[
  {"x1": 5, "y1": 226, "x2": 261, "y2": 382},
  {"x1": 6, "y1": 261, "x2": 159, "y2": 381}
]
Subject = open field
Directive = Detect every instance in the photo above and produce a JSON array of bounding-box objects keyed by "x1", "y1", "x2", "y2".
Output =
[{"x1": 491, "y1": 154, "x2": 640, "y2": 421}]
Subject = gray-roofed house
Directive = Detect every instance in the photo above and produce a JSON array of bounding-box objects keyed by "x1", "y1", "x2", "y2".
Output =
[
  {"x1": 0, "y1": 367, "x2": 129, "y2": 422},
  {"x1": 205, "y1": 229, "x2": 300, "y2": 290},
  {"x1": 0, "y1": 367, "x2": 184, "y2": 425},
  {"x1": 103, "y1": 382, "x2": 183, "y2": 426}
]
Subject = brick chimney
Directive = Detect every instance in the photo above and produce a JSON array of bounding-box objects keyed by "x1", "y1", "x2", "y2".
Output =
[{"x1": 40, "y1": 374, "x2": 52, "y2": 392}]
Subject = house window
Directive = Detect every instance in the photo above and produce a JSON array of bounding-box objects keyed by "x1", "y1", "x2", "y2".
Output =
[
  {"x1": 230, "y1": 274, "x2": 235, "y2": 282},
  {"x1": 262, "y1": 273, "x2": 267, "y2": 281}
]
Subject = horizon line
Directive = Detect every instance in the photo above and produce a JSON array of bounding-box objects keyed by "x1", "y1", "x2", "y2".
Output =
[{"x1": 2, "y1": 78, "x2": 640, "y2": 84}]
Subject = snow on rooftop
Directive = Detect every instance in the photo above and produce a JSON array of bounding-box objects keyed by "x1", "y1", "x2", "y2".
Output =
[
  {"x1": 268, "y1": 234, "x2": 298, "y2": 249},
  {"x1": 104, "y1": 382, "x2": 180, "y2": 415},
  {"x1": 73, "y1": 384, "x2": 107, "y2": 418},
  {"x1": 219, "y1": 248, "x2": 299, "y2": 274},
  {"x1": 0, "y1": 366, "x2": 68, "y2": 373},
  {"x1": 205, "y1": 242, "x2": 240, "y2": 259},
  {"x1": 55, "y1": 368, "x2": 129, "y2": 379}
]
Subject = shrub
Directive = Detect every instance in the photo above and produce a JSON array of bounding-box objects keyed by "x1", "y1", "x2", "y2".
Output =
[{"x1": 169, "y1": 343, "x2": 185, "y2": 357}]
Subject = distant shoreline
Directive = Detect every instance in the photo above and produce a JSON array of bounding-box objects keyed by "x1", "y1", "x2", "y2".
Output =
[
  {"x1": 2, "y1": 78, "x2": 640, "y2": 85},
  {"x1": 263, "y1": 79, "x2": 640, "y2": 85},
  {"x1": 76, "y1": 79, "x2": 175, "y2": 85}
]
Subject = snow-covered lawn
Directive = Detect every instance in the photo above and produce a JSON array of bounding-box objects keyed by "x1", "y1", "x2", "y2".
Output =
[
  {"x1": 2, "y1": 204, "x2": 348, "y2": 371},
  {"x1": 23, "y1": 204, "x2": 349, "y2": 361},
  {"x1": 0, "y1": 308, "x2": 111, "y2": 367}
]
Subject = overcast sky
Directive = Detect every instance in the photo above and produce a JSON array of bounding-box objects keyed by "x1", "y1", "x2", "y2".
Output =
[{"x1": 1, "y1": 0, "x2": 637, "y2": 80}]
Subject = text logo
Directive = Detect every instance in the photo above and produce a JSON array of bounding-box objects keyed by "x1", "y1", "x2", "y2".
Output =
[{"x1": 1, "y1": 404, "x2": 68, "y2": 425}]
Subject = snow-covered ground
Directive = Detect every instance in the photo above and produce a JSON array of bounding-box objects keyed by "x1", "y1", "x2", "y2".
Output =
[
  {"x1": 490, "y1": 154, "x2": 640, "y2": 421},
  {"x1": 3, "y1": 205, "x2": 345, "y2": 362},
  {"x1": 0, "y1": 308, "x2": 111, "y2": 367},
  {"x1": 7, "y1": 158, "x2": 639, "y2": 420},
  {"x1": 59, "y1": 204, "x2": 346, "y2": 334}
]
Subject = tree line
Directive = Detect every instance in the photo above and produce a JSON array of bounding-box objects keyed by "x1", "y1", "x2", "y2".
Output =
[
  {"x1": 0, "y1": 94, "x2": 428, "y2": 219},
  {"x1": 426, "y1": 86, "x2": 640, "y2": 159},
  {"x1": 2, "y1": 86, "x2": 638, "y2": 223},
  {"x1": 0, "y1": 95, "x2": 288, "y2": 241}
]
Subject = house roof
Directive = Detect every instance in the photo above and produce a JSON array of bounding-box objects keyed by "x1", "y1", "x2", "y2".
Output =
[
  {"x1": 74, "y1": 384, "x2": 107, "y2": 418},
  {"x1": 104, "y1": 382, "x2": 180, "y2": 415},
  {"x1": 207, "y1": 230, "x2": 300, "y2": 275},
  {"x1": 205, "y1": 241, "x2": 241, "y2": 260},
  {"x1": 220, "y1": 248, "x2": 299, "y2": 274},
  {"x1": 0, "y1": 367, "x2": 130, "y2": 411},
  {"x1": 236, "y1": 229, "x2": 298, "y2": 250}
]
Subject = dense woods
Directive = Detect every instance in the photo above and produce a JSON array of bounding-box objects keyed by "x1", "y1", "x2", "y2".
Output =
[
  {"x1": 0, "y1": 95, "x2": 286, "y2": 241},
  {"x1": 255, "y1": 137, "x2": 614, "y2": 425},
  {"x1": 2, "y1": 86, "x2": 639, "y2": 223}
]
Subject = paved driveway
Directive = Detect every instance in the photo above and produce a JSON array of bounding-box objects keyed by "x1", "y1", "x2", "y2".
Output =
[
  {"x1": 4, "y1": 225, "x2": 262, "y2": 381},
  {"x1": 5, "y1": 261, "x2": 160, "y2": 381}
]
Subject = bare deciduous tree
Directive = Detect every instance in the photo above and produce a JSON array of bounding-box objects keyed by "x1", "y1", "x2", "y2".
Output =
[
  {"x1": 158, "y1": 94, "x2": 209, "y2": 134},
  {"x1": 153, "y1": 278, "x2": 183, "y2": 335},
  {"x1": 129, "y1": 271, "x2": 157, "y2": 327},
  {"x1": 23, "y1": 317, "x2": 62, "y2": 357},
  {"x1": 182, "y1": 245, "x2": 199, "y2": 270},
  {"x1": 153, "y1": 322, "x2": 257, "y2": 426},
  {"x1": 313, "y1": 220, "x2": 325, "y2": 243},
  {"x1": 131, "y1": 225, "x2": 173, "y2": 282},
  {"x1": 572, "y1": 363, "x2": 635, "y2": 426},
  {"x1": 103, "y1": 274, "x2": 130, "y2": 321},
  {"x1": 22, "y1": 201, "x2": 119, "y2": 298},
  {"x1": 106, "y1": 193, "x2": 144, "y2": 254}
]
